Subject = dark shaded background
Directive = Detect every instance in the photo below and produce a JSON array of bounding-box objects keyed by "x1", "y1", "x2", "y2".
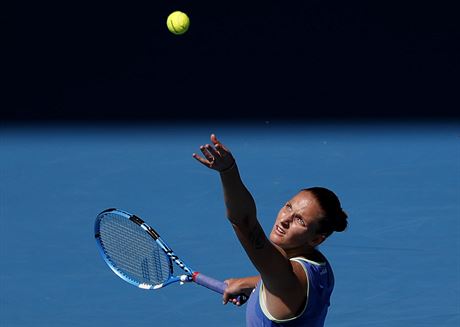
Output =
[{"x1": 4, "y1": 0, "x2": 459, "y2": 122}]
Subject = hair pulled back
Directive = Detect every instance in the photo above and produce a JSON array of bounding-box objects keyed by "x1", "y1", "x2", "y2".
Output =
[{"x1": 302, "y1": 187, "x2": 348, "y2": 237}]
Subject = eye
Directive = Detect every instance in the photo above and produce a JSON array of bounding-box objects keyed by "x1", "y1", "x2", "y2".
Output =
[{"x1": 295, "y1": 216, "x2": 306, "y2": 226}]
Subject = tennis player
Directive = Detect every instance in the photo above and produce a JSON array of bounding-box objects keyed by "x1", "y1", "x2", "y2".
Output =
[{"x1": 193, "y1": 134, "x2": 348, "y2": 326}]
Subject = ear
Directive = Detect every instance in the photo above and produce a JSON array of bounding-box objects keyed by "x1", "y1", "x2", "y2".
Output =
[{"x1": 311, "y1": 234, "x2": 326, "y2": 247}]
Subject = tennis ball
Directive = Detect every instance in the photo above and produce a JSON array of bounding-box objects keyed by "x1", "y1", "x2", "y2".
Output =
[{"x1": 166, "y1": 11, "x2": 190, "y2": 35}]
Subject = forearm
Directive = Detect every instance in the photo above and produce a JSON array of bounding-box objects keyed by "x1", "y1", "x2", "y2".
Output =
[
  {"x1": 219, "y1": 163, "x2": 257, "y2": 226},
  {"x1": 238, "y1": 275, "x2": 260, "y2": 289},
  {"x1": 220, "y1": 163, "x2": 291, "y2": 286}
]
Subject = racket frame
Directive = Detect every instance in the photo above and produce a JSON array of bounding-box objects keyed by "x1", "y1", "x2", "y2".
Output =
[
  {"x1": 95, "y1": 208, "x2": 205, "y2": 289},
  {"x1": 95, "y1": 208, "x2": 246, "y2": 303}
]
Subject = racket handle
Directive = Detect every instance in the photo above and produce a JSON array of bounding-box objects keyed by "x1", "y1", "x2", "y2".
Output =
[
  {"x1": 192, "y1": 272, "x2": 248, "y2": 305},
  {"x1": 193, "y1": 272, "x2": 226, "y2": 294}
]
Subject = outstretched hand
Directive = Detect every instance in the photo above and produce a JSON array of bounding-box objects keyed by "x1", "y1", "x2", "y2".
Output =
[{"x1": 193, "y1": 134, "x2": 235, "y2": 172}]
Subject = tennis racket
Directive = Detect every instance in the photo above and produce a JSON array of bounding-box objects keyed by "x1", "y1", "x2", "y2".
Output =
[{"x1": 94, "y1": 208, "x2": 247, "y2": 303}]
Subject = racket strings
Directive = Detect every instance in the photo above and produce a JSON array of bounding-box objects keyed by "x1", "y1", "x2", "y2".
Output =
[{"x1": 99, "y1": 214, "x2": 171, "y2": 286}]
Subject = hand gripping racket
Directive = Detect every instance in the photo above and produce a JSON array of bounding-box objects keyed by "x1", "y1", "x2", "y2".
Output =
[{"x1": 95, "y1": 208, "x2": 247, "y2": 303}]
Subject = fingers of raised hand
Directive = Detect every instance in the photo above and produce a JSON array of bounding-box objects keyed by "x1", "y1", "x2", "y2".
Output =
[
  {"x1": 211, "y1": 134, "x2": 230, "y2": 154},
  {"x1": 192, "y1": 153, "x2": 210, "y2": 167},
  {"x1": 214, "y1": 143, "x2": 230, "y2": 157},
  {"x1": 210, "y1": 133, "x2": 219, "y2": 145},
  {"x1": 200, "y1": 145, "x2": 217, "y2": 163},
  {"x1": 205, "y1": 144, "x2": 221, "y2": 158}
]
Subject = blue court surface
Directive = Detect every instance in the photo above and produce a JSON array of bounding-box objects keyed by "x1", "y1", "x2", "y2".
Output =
[{"x1": 1, "y1": 121, "x2": 459, "y2": 326}]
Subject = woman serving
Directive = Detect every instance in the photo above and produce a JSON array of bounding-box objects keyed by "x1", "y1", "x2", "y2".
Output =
[{"x1": 193, "y1": 134, "x2": 348, "y2": 326}]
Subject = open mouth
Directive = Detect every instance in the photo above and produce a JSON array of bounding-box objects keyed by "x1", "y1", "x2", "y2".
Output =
[{"x1": 275, "y1": 225, "x2": 285, "y2": 235}]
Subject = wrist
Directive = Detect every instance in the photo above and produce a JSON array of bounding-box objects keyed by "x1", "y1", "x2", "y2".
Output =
[
  {"x1": 219, "y1": 160, "x2": 236, "y2": 174},
  {"x1": 241, "y1": 276, "x2": 259, "y2": 289}
]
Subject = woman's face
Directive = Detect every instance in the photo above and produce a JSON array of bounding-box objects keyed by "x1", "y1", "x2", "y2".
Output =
[{"x1": 269, "y1": 191, "x2": 325, "y2": 250}]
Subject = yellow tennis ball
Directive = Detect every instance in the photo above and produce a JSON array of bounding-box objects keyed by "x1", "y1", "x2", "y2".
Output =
[{"x1": 166, "y1": 11, "x2": 190, "y2": 35}]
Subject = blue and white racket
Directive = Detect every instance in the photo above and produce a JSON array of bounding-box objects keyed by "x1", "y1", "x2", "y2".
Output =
[{"x1": 95, "y1": 208, "x2": 246, "y2": 302}]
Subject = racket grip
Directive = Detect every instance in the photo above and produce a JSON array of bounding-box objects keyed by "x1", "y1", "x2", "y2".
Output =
[
  {"x1": 192, "y1": 272, "x2": 226, "y2": 294},
  {"x1": 192, "y1": 272, "x2": 248, "y2": 305}
]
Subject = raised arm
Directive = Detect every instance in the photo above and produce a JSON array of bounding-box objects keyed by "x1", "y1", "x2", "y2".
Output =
[
  {"x1": 193, "y1": 135, "x2": 307, "y2": 318},
  {"x1": 193, "y1": 135, "x2": 255, "y2": 226}
]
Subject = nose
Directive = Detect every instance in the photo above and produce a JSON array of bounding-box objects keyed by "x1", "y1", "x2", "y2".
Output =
[{"x1": 280, "y1": 214, "x2": 293, "y2": 228}]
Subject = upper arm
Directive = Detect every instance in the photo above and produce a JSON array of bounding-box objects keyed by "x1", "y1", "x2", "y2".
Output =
[{"x1": 231, "y1": 219, "x2": 308, "y2": 318}]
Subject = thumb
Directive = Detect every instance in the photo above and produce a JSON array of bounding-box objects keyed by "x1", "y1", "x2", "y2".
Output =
[
  {"x1": 210, "y1": 133, "x2": 219, "y2": 145},
  {"x1": 222, "y1": 291, "x2": 231, "y2": 305}
]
